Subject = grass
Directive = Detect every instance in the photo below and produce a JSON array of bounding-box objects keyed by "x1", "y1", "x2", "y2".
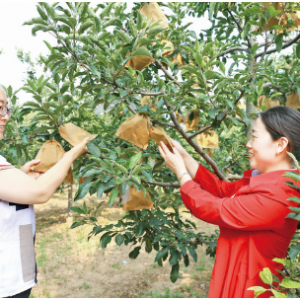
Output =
[{"x1": 31, "y1": 192, "x2": 216, "y2": 297}]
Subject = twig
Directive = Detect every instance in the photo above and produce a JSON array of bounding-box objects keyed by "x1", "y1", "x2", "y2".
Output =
[
  {"x1": 161, "y1": 92, "x2": 227, "y2": 181},
  {"x1": 227, "y1": 9, "x2": 252, "y2": 49},
  {"x1": 226, "y1": 174, "x2": 242, "y2": 180},
  {"x1": 216, "y1": 47, "x2": 249, "y2": 59},
  {"x1": 142, "y1": 180, "x2": 180, "y2": 187},
  {"x1": 255, "y1": 32, "x2": 300, "y2": 59}
]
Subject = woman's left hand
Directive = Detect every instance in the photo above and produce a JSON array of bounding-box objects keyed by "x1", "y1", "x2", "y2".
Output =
[
  {"x1": 158, "y1": 141, "x2": 187, "y2": 179},
  {"x1": 20, "y1": 160, "x2": 44, "y2": 179}
]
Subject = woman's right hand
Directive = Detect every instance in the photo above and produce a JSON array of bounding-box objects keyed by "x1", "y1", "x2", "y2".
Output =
[
  {"x1": 65, "y1": 137, "x2": 90, "y2": 161},
  {"x1": 169, "y1": 138, "x2": 189, "y2": 159}
]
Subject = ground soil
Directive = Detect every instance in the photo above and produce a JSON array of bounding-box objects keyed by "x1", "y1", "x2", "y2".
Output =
[{"x1": 31, "y1": 190, "x2": 218, "y2": 298}]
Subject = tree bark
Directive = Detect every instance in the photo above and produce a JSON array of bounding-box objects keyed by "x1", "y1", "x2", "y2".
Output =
[{"x1": 67, "y1": 183, "x2": 73, "y2": 218}]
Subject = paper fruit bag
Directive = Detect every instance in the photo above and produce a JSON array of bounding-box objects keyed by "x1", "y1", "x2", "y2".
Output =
[
  {"x1": 196, "y1": 130, "x2": 219, "y2": 149},
  {"x1": 139, "y1": 2, "x2": 169, "y2": 29},
  {"x1": 31, "y1": 139, "x2": 73, "y2": 183},
  {"x1": 257, "y1": 95, "x2": 280, "y2": 109},
  {"x1": 59, "y1": 122, "x2": 97, "y2": 156},
  {"x1": 123, "y1": 186, "x2": 153, "y2": 211},
  {"x1": 149, "y1": 126, "x2": 173, "y2": 152},
  {"x1": 185, "y1": 111, "x2": 200, "y2": 131},
  {"x1": 141, "y1": 95, "x2": 157, "y2": 111},
  {"x1": 116, "y1": 113, "x2": 151, "y2": 149},
  {"x1": 125, "y1": 47, "x2": 155, "y2": 71},
  {"x1": 286, "y1": 91, "x2": 300, "y2": 109},
  {"x1": 259, "y1": 2, "x2": 300, "y2": 32}
]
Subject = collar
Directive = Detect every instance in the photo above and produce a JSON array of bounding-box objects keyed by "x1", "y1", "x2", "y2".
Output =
[{"x1": 242, "y1": 168, "x2": 299, "y2": 188}]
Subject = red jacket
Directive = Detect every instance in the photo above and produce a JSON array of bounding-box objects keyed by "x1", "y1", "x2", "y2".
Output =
[{"x1": 180, "y1": 165, "x2": 299, "y2": 298}]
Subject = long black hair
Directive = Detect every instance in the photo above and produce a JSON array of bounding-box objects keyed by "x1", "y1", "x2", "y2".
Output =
[{"x1": 260, "y1": 106, "x2": 300, "y2": 161}]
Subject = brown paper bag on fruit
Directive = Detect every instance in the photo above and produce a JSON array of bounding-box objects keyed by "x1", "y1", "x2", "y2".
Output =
[
  {"x1": 185, "y1": 111, "x2": 200, "y2": 131},
  {"x1": 162, "y1": 40, "x2": 174, "y2": 57},
  {"x1": 139, "y1": 2, "x2": 168, "y2": 29},
  {"x1": 257, "y1": 95, "x2": 280, "y2": 109},
  {"x1": 259, "y1": 2, "x2": 300, "y2": 32},
  {"x1": 59, "y1": 122, "x2": 97, "y2": 156},
  {"x1": 123, "y1": 186, "x2": 153, "y2": 211},
  {"x1": 125, "y1": 47, "x2": 155, "y2": 71},
  {"x1": 196, "y1": 130, "x2": 219, "y2": 149},
  {"x1": 31, "y1": 139, "x2": 73, "y2": 183},
  {"x1": 286, "y1": 91, "x2": 300, "y2": 109},
  {"x1": 116, "y1": 113, "x2": 151, "y2": 149},
  {"x1": 149, "y1": 126, "x2": 173, "y2": 152},
  {"x1": 141, "y1": 94, "x2": 157, "y2": 111}
]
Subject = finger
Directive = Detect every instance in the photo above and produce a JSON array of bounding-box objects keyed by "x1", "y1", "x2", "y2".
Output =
[
  {"x1": 169, "y1": 137, "x2": 176, "y2": 147},
  {"x1": 27, "y1": 160, "x2": 41, "y2": 166},
  {"x1": 160, "y1": 141, "x2": 171, "y2": 155},
  {"x1": 158, "y1": 146, "x2": 165, "y2": 158}
]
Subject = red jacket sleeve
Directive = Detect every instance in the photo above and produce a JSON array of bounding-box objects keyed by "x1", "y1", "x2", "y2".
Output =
[
  {"x1": 193, "y1": 164, "x2": 245, "y2": 198},
  {"x1": 181, "y1": 180, "x2": 289, "y2": 230}
]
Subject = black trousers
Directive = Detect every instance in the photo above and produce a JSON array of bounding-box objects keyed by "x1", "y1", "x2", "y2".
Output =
[{"x1": 5, "y1": 288, "x2": 32, "y2": 298}]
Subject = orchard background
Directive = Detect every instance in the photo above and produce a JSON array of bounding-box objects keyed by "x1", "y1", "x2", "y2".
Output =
[{"x1": 2, "y1": 2, "x2": 300, "y2": 297}]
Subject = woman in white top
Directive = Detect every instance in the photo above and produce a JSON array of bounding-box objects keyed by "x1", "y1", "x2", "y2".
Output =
[{"x1": 0, "y1": 86, "x2": 89, "y2": 298}]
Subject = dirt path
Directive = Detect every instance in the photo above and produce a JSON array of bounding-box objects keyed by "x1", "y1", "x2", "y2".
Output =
[{"x1": 31, "y1": 191, "x2": 218, "y2": 298}]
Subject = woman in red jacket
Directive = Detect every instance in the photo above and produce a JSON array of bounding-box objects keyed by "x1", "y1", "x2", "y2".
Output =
[{"x1": 158, "y1": 106, "x2": 300, "y2": 298}]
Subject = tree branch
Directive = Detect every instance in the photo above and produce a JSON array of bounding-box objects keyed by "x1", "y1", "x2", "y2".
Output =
[
  {"x1": 216, "y1": 46, "x2": 249, "y2": 59},
  {"x1": 227, "y1": 9, "x2": 252, "y2": 49},
  {"x1": 161, "y1": 93, "x2": 227, "y2": 181},
  {"x1": 255, "y1": 32, "x2": 300, "y2": 59},
  {"x1": 4, "y1": 133, "x2": 50, "y2": 142},
  {"x1": 143, "y1": 180, "x2": 180, "y2": 187}
]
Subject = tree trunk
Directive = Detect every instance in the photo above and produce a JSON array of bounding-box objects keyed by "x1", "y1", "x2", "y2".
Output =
[
  {"x1": 67, "y1": 183, "x2": 73, "y2": 218},
  {"x1": 246, "y1": 98, "x2": 258, "y2": 137}
]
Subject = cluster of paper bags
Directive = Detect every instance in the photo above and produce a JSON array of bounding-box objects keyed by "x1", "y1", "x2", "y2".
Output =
[
  {"x1": 258, "y1": 93, "x2": 300, "y2": 110},
  {"x1": 252, "y1": 2, "x2": 300, "y2": 33},
  {"x1": 125, "y1": 3, "x2": 184, "y2": 71},
  {"x1": 31, "y1": 123, "x2": 97, "y2": 184}
]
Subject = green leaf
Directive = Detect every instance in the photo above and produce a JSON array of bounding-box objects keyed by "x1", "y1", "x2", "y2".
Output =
[
  {"x1": 68, "y1": 17, "x2": 77, "y2": 28},
  {"x1": 129, "y1": 16, "x2": 137, "y2": 37},
  {"x1": 169, "y1": 248, "x2": 180, "y2": 266},
  {"x1": 209, "y1": 2, "x2": 216, "y2": 20},
  {"x1": 155, "y1": 246, "x2": 169, "y2": 262},
  {"x1": 147, "y1": 25, "x2": 166, "y2": 37},
  {"x1": 250, "y1": 43, "x2": 259, "y2": 55},
  {"x1": 108, "y1": 187, "x2": 119, "y2": 206},
  {"x1": 101, "y1": 234, "x2": 111, "y2": 249},
  {"x1": 288, "y1": 197, "x2": 300, "y2": 204},
  {"x1": 115, "y1": 29, "x2": 131, "y2": 44},
  {"x1": 131, "y1": 47, "x2": 151, "y2": 58},
  {"x1": 296, "y1": 41, "x2": 300, "y2": 59},
  {"x1": 37, "y1": 6, "x2": 48, "y2": 20},
  {"x1": 69, "y1": 206, "x2": 84, "y2": 214},
  {"x1": 145, "y1": 238, "x2": 152, "y2": 253},
  {"x1": 268, "y1": 6, "x2": 282, "y2": 17},
  {"x1": 87, "y1": 142, "x2": 101, "y2": 157},
  {"x1": 271, "y1": 290, "x2": 287, "y2": 298},
  {"x1": 136, "y1": 221, "x2": 145, "y2": 237},
  {"x1": 280, "y1": 278, "x2": 300, "y2": 289},
  {"x1": 170, "y1": 262, "x2": 180, "y2": 283},
  {"x1": 75, "y1": 181, "x2": 92, "y2": 201},
  {"x1": 275, "y1": 34, "x2": 284, "y2": 52},
  {"x1": 289, "y1": 242, "x2": 300, "y2": 260},
  {"x1": 141, "y1": 170, "x2": 153, "y2": 182},
  {"x1": 115, "y1": 234, "x2": 125, "y2": 246},
  {"x1": 247, "y1": 286, "x2": 268, "y2": 297},
  {"x1": 129, "y1": 246, "x2": 141, "y2": 259},
  {"x1": 259, "y1": 267, "x2": 273, "y2": 285},
  {"x1": 129, "y1": 152, "x2": 142, "y2": 169},
  {"x1": 187, "y1": 246, "x2": 197, "y2": 262}
]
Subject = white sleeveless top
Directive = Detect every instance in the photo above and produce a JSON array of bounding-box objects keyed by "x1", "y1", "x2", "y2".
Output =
[{"x1": 0, "y1": 155, "x2": 37, "y2": 297}]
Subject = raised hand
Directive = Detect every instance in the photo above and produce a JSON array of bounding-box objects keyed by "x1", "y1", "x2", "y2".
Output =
[{"x1": 20, "y1": 159, "x2": 44, "y2": 179}]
